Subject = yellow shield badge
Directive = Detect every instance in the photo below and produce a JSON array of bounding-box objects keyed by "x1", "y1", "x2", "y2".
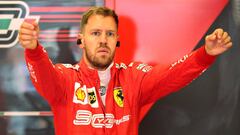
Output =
[
  {"x1": 113, "y1": 87, "x2": 124, "y2": 107},
  {"x1": 76, "y1": 88, "x2": 86, "y2": 102}
]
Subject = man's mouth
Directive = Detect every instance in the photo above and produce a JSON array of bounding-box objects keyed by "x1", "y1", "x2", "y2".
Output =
[{"x1": 97, "y1": 48, "x2": 109, "y2": 55}]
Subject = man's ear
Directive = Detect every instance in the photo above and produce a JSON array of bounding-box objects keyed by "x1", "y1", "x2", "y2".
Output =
[
  {"x1": 116, "y1": 34, "x2": 120, "y2": 47},
  {"x1": 77, "y1": 33, "x2": 84, "y2": 48}
]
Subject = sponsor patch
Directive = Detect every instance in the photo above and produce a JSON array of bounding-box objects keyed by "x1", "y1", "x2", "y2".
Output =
[
  {"x1": 73, "y1": 83, "x2": 88, "y2": 105},
  {"x1": 113, "y1": 87, "x2": 124, "y2": 107},
  {"x1": 73, "y1": 110, "x2": 130, "y2": 128},
  {"x1": 62, "y1": 64, "x2": 79, "y2": 71},
  {"x1": 136, "y1": 63, "x2": 147, "y2": 70},
  {"x1": 73, "y1": 82, "x2": 99, "y2": 108},
  {"x1": 115, "y1": 63, "x2": 127, "y2": 69},
  {"x1": 76, "y1": 88, "x2": 86, "y2": 102},
  {"x1": 87, "y1": 87, "x2": 99, "y2": 108},
  {"x1": 120, "y1": 63, "x2": 127, "y2": 69},
  {"x1": 136, "y1": 63, "x2": 152, "y2": 72},
  {"x1": 142, "y1": 65, "x2": 152, "y2": 72},
  {"x1": 99, "y1": 86, "x2": 106, "y2": 96},
  {"x1": 128, "y1": 62, "x2": 134, "y2": 67}
]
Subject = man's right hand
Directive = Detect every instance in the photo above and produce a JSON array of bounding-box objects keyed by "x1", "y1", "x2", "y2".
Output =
[{"x1": 18, "y1": 21, "x2": 39, "y2": 50}]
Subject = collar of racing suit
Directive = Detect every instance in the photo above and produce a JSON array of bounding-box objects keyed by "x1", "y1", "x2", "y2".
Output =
[{"x1": 76, "y1": 59, "x2": 118, "y2": 80}]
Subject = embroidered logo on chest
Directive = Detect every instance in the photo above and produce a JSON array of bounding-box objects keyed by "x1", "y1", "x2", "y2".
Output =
[
  {"x1": 88, "y1": 88, "x2": 97, "y2": 105},
  {"x1": 75, "y1": 88, "x2": 86, "y2": 102},
  {"x1": 73, "y1": 82, "x2": 99, "y2": 108},
  {"x1": 113, "y1": 87, "x2": 124, "y2": 107}
]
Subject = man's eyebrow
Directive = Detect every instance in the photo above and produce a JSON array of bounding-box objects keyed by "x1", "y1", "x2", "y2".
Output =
[
  {"x1": 89, "y1": 29, "x2": 117, "y2": 32},
  {"x1": 107, "y1": 30, "x2": 117, "y2": 32},
  {"x1": 89, "y1": 29, "x2": 102, "y2": 32}
]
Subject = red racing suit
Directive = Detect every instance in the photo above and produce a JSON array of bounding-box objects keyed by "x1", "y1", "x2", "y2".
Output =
[{"x1": 25, "y1": 44, "x2": 215, "y2": 135}]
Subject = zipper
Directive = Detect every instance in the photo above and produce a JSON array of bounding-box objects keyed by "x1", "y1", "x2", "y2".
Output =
[
  {"x1": 95, "y1": 77, "x2": 107, "y2": 134},
  {"x1": 95, "y1": 64, "x2": 116, "y2": 135}
]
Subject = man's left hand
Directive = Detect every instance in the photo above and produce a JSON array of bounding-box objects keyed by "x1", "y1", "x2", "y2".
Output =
[{"x1": 205, "y1": 28, "x2": 232, "y2": 56}]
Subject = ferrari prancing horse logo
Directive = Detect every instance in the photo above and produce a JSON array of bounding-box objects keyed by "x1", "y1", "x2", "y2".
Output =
[{"x1": 113, "y1": 87, "x2": 124, "y2": 107}]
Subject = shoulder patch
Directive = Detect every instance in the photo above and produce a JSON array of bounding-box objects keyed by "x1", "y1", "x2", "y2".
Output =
[
  {"x1": 62, "y1": 64, "x2": 80, "y2": 71},
  {"x1": 128, "y1": 62, "x2": 134, "y2": 67},
  {"x1": 136, "y1": 63, "x2": 152, "y2": 72},
  {"x1": 115, "y1": 63, "x2": 127, "y2": 69}
]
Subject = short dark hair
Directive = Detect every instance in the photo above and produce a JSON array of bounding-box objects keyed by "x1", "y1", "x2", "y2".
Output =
[{"x1": 80, "y1": 7, "x2": 119, "y2": 32}]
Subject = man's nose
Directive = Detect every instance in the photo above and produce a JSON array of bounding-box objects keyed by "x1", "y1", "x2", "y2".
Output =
[{"x1": 100, "y1": 33, "x2": 107, "y2": 44}]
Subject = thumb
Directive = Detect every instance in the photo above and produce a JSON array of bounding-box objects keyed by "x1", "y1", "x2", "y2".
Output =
[
  {"x1": 32, "y1": 21, "x2": 39, "y2": 30},
  {"x1": 206, "y1": 34, "x2": 216, "y2": 41}
]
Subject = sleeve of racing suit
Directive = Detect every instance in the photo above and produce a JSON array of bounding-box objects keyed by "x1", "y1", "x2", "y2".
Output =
[
  {"x1": 25, "y1": 43, "x2": 67, "y2": 106},
  {"x1": 137, "y1": 45, "x2": 216, "y2": 105}
]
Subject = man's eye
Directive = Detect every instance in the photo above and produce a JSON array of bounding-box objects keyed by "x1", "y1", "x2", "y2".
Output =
[
  {"x1": 106, "y1": 32, "x2": 115, "y2": 37},
  {"x1": 92, "y1": 32, "x2": 100, "y2": 36}
]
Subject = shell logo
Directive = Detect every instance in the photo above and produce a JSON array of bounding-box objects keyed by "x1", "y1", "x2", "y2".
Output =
[{"x1": 76, "y1": 88, "x2": 86, "y2": 102}]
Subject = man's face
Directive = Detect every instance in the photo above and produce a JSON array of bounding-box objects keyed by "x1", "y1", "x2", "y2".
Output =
[{"x1": 80, "y1": 15, "x2": 118, "y2": 70}]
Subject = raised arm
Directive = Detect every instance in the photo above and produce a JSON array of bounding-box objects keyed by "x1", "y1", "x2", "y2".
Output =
[
  {"x1": 138, "y1": 28, "x2": 232, "y2": 105},
  {"x1": 19, "y1": 21, "x2": 68, "y2": 106}
]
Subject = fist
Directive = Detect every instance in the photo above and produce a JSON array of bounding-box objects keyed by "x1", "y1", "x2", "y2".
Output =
[
  {"x1": 18, "y1": 21, "x2": 39, "y2": 50},
  {"x1": 205, "y1": 28, "x2": 232, "y2": 56}
]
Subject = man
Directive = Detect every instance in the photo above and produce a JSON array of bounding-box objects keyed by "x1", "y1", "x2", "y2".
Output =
[{"x1": 18, "y1": 7, "x2": 232, "y2": 135}]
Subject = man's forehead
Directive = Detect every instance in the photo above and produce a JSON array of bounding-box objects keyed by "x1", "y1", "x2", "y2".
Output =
[
  {"x1": 85, "y1": 15, "x2": 117, "y2": 30},
  {"x1": 87, "y1": 14, "x2": 114, "y2": 21}
]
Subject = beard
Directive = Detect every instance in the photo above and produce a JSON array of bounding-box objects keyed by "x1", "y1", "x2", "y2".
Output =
[{"x1": 85, "y1": 43, "x2": 115, "y2": 70}]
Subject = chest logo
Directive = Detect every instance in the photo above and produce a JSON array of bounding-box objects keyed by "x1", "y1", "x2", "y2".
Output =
[
  {"x1": 73, "y1": 82, "x2": 99, "y2": 108},
  {"x1": 73, "y1": 83, "x2": 88, "y2": 105},
  {"x1": 113, "y1": 87, "x2": 124, "y2": 107},
  {"x1": 76, "y1": 88, "x2": 86, "y2": 102},
  {"x1": 87, "y1": 87, "x2": 99, "y2": 108}
]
